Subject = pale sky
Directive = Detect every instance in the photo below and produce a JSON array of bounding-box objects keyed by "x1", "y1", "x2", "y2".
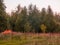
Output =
[{"x1": 4, "y1": 0, "x2": 60, "y2": 13}]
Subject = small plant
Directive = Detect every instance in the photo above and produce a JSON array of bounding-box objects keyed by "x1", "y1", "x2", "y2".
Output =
[{"x1": 40, "y1": 24, "x2": 47, "y2": 33}]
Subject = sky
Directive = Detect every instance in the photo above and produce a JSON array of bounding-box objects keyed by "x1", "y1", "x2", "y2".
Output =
[{"x1": 4, "y1": 0, "x2": 60, "y2": 14}]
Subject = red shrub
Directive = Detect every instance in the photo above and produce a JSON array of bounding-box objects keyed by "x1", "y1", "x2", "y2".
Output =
[{"x1": 2, "y1": 30, "x2": 12, "y2": 34}]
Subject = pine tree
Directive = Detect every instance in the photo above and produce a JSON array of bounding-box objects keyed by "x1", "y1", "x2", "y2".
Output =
[
  {"x1": 0, "y1": 0, "x2": 7, "y2": 32},
  {"x1": 15, "y1": 6, "x2": 28, "y2": 32},
  {"x1": 46, "y1": 5, "x2": 55, "y2": 32}
]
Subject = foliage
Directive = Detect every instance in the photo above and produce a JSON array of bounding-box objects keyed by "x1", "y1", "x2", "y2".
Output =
[
  {"x1": 0, "y1": 1, "x2": 60, "y2": 33},
  {"x1": 24, "y1": 22, "x2": 31, "y2": 32},
  {"x1": 0, "y1": 0, "x2": 7, "y2": 32},
  {"x1": 40, "y1": 24, "x2": 47, "y2": 33},
  {"x1": 7, "y1": 4, "x2": 60, "y2": 33}
]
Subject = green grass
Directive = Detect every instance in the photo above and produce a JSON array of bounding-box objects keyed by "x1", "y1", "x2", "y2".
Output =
[{"x1": 0, "y1": 33, "x2": 60, "y2": 45}]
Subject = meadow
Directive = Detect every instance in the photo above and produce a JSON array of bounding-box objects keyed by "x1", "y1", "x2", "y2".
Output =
[{"x1": 0, "y1": 33, "x2": 60, "y2": 45}]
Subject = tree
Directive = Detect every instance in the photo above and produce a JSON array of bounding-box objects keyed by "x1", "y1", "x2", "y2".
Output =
[
  {"x1": 40, "y1": 24, "x2": 47, "y2": 33},
  {"x1": 6, "y1": 14, "x2": 11, "y2": 30},
  {"x1": 28, "y1": 5, "x2": 40, "y2": 33},
  {"x1": 15, "y1": 6, "x2": 28, "y2": 32},
  {"x1": 45, "y1": 5, "x2": 55, "y2": 32},
  {"x1": 24, "y1": 22, "x2": 31, "y2": 32},
  {"x1": 10, "y1": 11, "x2": 18, "y2": 31},
  {"x1": 0, "y1": 0, "x2": 7, "y2": 32},
  {"x1": 40, "y1": 8, "x2": 46, "y2": 24}
]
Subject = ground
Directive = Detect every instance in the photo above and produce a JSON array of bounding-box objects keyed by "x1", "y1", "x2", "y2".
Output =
[{"x1": 0, "y1": 33, "x2": 60, "y2": 45}]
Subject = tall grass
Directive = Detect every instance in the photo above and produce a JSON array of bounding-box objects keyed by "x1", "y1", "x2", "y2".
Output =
[{"x1": 0, "y1": 33, "x2": 60, "y2": 45}]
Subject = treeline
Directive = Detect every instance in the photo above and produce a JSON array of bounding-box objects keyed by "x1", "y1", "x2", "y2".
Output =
[{"x1": 0, "y1": 0, "x2": 60, "y2": 33}]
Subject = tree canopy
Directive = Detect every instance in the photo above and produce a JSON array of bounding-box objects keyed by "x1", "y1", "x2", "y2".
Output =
[{"x1": 0, "y1": 0, "x2": 60, "y2": 33}]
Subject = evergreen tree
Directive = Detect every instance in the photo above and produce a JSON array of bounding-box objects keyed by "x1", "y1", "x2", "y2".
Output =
[
  {"x1": 15, "y1": 6, "x2": 28, "y2": 32},
  {"x1": 28, "y1": 5, "x2": 40, "y2": 33},
  {"x1": 0, "y1": 0, "x2": 7, "y2": 32},
  {"x1": 46, "y1": 6, "x2": 55, "y2": 32},
  {"x1": 40, "y1": 8, "x2": 46, "y2": 23}
]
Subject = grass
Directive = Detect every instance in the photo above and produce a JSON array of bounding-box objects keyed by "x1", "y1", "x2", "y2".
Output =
[{"x1": 0, "y1": 33, "x2": 60, "y2": 45}]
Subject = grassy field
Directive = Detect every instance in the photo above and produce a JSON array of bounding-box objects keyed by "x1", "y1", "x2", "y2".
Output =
[{"x1": 0, "y1": 33, "x2": 60, "y2": 45}]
